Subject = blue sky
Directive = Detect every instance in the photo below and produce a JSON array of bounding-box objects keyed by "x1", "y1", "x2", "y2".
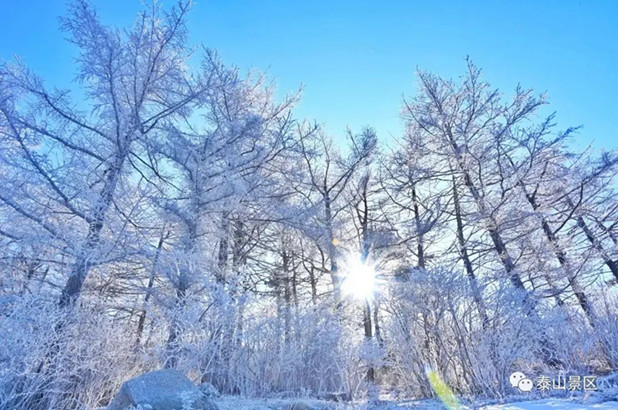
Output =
[{"x1": 1, "y1": 0, "x2": 616, "y2": 149}]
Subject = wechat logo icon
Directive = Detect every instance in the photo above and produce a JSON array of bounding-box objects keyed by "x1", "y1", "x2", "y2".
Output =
[{"x1": 510, "y1": 372, "x2": 533, "y2": 392}]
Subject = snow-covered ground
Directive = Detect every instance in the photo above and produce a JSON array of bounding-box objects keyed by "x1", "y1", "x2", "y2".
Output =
[
  {"x1": 214, "y1": 397, "x2": 347, "y2": 409},
  {"x1": 481, "y1": 399, "x2": 618, "y2": 409},
  {"x1": 212, "y1": 397, "x2": 618, "y2": 410},
  {"x1": 212, "y1": 372, "x2": 618, "y2": 409}
]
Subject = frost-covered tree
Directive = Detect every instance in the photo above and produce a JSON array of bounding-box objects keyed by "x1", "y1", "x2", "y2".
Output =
[
  {"x1": 0, "y1": 0, "x2": 207, "y2": 308},
  {"x1": 295, "y1": 127, "x2": 376, "y2": 304}
]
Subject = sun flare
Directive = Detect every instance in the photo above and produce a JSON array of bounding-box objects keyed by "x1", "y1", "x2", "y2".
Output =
[{"x1": 341, "y1": 254, "x2": 379, "y2": 300}]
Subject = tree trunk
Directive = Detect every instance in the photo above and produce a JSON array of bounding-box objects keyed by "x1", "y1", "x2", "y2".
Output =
[
  {"x1": 373, "y1": 299, "x2": 383, "y2": 346},
  {"x1": 411, "y1": 185, "x2": 426, "y2": 269},
  {"x1": 217, "y1": 215, "x2": 230, "y2": 283},
  {"x1": 538, "y1": 214, "x2": 594, "y2": 320},
  {"x1": 324, "y1": 193, "x2": 342, "y2": 304},
  {"x1": 59, "y1": 155, "x2": 125, "y2": 307},
  {"x1": 577, "y1": 214, "x2": 618, "y2": 282},
  {"x1": 136, "y1": 229, "x2": 168, "y2": 346},
  {"x1": 282, "y1": 247, "x2": 292, "y2": 345},
  {"x1": 452, "y1": 175, "x2": 490, "y2": 328},
  {"x1": 164, "y1": 285, "x2": 187, "y2": 369},
  {"x1": 363, "y1": 299, "x2": 375, "y2": 383},
  {"x1": 309, "y1": 265, "x2": 318, "y2": 305},
  {"x1": 166, "y1": 216, "x2": 198, "y2": 368}
]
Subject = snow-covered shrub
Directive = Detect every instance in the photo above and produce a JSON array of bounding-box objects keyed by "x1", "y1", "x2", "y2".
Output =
[
  {"x1": 382, "y1": 267, "x2": 584, "y2": 399},
  {"x1": 595, "y1": 290, "x2": 618, "y2": 369},
  {"x1": 0, "y1": 295, "x2": 145, "y2": 409},
  {"x1": 156, "y1": 284, "x2": 369, "y2": 400}
]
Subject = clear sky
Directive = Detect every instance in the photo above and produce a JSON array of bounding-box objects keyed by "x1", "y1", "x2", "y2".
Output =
[{"x1": 1, "y1": 0, "x2": 616, "y2": 150}]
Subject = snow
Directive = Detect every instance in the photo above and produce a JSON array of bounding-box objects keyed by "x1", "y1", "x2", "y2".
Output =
[
  {"x1": 211, "y1": 397, "x2": 618, "y2": 410},
  {"x1": 214, "y1": 396, "x2": 350, "y2": 409},
  {"x1": 481, "y1": 399, "x2": 618, "y2": 409}
]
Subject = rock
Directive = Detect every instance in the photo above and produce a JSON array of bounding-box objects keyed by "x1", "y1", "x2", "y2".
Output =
[
  {"x1": 107, "y1": 369, "x2": 219, "y2": 410},
  {"x1": 198, "y1": 381, "x2": 220, "y2": 398}
]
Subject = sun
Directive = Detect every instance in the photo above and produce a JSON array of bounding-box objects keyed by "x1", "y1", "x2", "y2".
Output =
[{"x1": 341, "y1": 253, "x2": 379, "y2": 300}]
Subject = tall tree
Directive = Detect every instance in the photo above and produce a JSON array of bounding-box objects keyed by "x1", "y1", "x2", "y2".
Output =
[{"x1": 0, "y1": 0, "x2": 206, "y2": 307}]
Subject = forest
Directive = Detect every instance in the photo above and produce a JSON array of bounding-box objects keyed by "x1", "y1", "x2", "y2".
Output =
[{"x1": 0, "y1": 1, "x2": 617, "y2": 409}]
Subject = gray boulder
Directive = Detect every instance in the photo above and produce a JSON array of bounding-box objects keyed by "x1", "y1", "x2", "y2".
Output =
[{"x1": 107, "y1": 369, "x2": 219, "y2": 410}]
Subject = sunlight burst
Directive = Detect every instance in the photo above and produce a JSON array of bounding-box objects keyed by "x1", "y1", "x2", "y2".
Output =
[{"x1": 341, "y1": 254, "x2": 379, "y2": 300}]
